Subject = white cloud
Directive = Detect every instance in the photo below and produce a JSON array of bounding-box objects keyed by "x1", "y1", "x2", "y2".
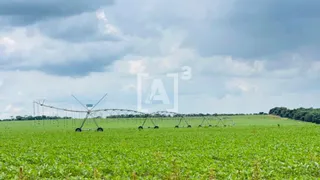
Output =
[
  {"x1": 96, "y1": 9, "x2": 121, "y2": 36},
  {"x1": 0, "y1": 37, "x2": 15, "y2": 54},
  {"x1": 226, "y1": 78, "x2": 259, "y2": 94},
  {"x1": 2, "y1": 104, "x2": 23, "y2": 118},
  {"x1": 128, "y1": 60, "x2": 146, "y2": 74}
]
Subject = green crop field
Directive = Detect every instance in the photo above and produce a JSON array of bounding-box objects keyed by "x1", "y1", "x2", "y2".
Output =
[{"x1": 0, "y1": 115, "x2": 319, "y2": 179}]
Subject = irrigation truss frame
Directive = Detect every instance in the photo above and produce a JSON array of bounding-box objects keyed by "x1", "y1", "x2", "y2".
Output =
[
  {"x1": 198, "y1": 116, "x2": 235, "y2": 127},
  {"x1": 149, "y1": 111, "x2": 192, "y2": 128}
]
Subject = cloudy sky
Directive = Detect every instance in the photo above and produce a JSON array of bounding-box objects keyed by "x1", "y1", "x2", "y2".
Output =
[{"x1": 1, "y1": 0, "x2": 320, "y2": 118}]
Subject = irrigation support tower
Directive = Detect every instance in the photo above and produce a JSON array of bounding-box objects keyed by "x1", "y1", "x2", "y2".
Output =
[{"x1": 33, "y1": 93, "x2": 108, "y2": 132}]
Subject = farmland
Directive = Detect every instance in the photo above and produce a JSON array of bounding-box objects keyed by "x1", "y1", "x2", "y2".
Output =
[{"x1": 0, "y1": 115, "x2": 319, "y2": 179}]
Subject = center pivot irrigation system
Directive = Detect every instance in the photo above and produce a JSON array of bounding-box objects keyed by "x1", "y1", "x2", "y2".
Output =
[{"x1": 33, "y1": 93, "x2": 236, "y2": 132}]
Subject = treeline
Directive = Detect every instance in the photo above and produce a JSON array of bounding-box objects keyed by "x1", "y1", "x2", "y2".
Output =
[
  {"x1": 0, "y1": 115, "x2": 72, "y2": 121},
  {"x1": 105, "y1": 112, "x2": 267, "y2": 118},
  {"x1": 1, "y1": 112, "x2": 268, "y2": 121},
  {"x1": 269, "y1": 107, "x2": 320, "y2": 124}
]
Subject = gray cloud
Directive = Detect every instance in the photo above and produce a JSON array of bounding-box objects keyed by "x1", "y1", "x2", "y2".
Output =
[
  {"x1": 35, "y1": 12, "x2": 122, "y2": 43},
  {"x1": 98, "y1": 0, "x2": 320, "y2": 60},
  {"x1": 0, "y1": 52, "x2": 127, "y2": 77},
  {"x1": 41, "y1": 62, "x2": 104, "y2": 77},
  {"x1": 181, "y1": 0, "x2": 320, "y2": 59},
  {"x1": 0, "y1": 0, "x2": 114, "y2": 26},
  {"x1": 0, "y1": 32, "x2": 133, "y2": 76},
  {"x1": 38, "y1": 55, "x2": 119, "y2": 77}
]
